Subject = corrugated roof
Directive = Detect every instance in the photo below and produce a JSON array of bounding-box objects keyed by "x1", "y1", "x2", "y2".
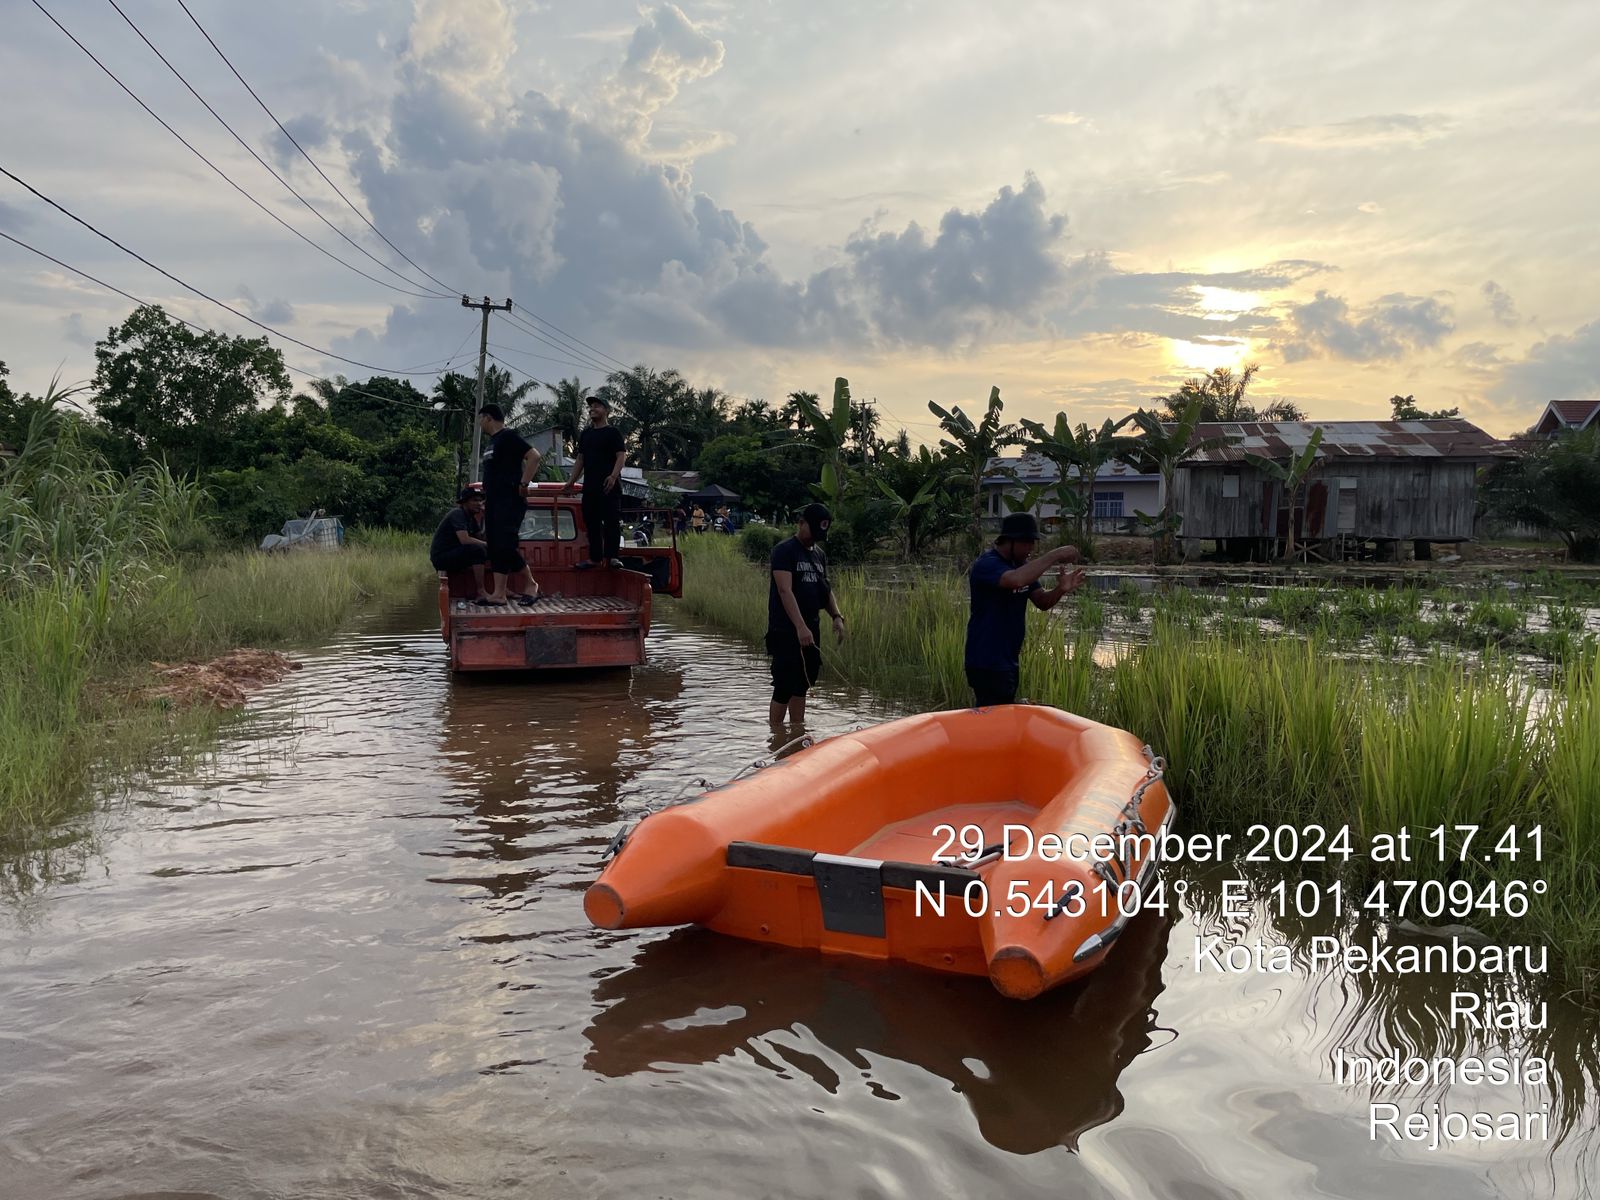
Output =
[
  {"x1": 1173, "y1": 420, "x2": 1508, "y2": 465},
  {"x1": 982, "y1": 451, "x2": 1159, "y2": 485}
]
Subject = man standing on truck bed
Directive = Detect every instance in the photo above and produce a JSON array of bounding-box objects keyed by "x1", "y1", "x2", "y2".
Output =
[
  {"x1": 478, "y1": 404, "x2": 541, "y2": 606},
  {"x1": 561, "y1": 395, "x2": 628, "y2": 569},
  {"x1": 766, "y1": 502, "x2": 845, "y2": 726},
  {"x1": 430, "y1": 486, "x2": 491, "y2": 601}
]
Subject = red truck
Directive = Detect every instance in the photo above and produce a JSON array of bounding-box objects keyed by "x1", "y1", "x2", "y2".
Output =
[{"x1": 437, "y1": 483, "x2": 683, "y2": 671}]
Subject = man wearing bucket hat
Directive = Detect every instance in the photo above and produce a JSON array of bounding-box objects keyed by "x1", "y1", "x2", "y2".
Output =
[
  {"x1": 765, "y1": 502, "x2": 845, "y2": 725},
  {"x1": 964, "y1": 512, "x2": 1085, "y2": 707}
]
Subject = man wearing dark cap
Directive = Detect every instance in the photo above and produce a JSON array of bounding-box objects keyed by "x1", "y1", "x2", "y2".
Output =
[
  {"x1": 477, "y1": 404, "x2": 541, "y2": 605},
  {"x1": 561, "y1": 394, "x2": 628, "y2": 569},
  {"x1": 766, "y1": 502, "x2": 845, "y2": 725},
  {"x1": 429, "y1": 485, "x2": 491, "y2": 602},
  {"x1": 964, "y1": 512, "x2": 1084, "y2": 707}
]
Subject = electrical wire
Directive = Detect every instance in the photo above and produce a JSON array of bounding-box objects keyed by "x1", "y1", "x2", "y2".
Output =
[
  {"x1": 0, "y1": 227, "x2": 444, "y2": 411},
  {"x1": 30, "y1": 0, "x2": 448, "y2": 304},
  {"x1": 486, "y1": 341, "x2": 604, "y2": 376},
  {"x1": 174, "y1": 0, "x2": 462, "y2": 299},
  {"x1": 502, "y1": 306, "x2": 633, "y2": 373},
  {"x1": 496, "y1": 312, "x2": 614, "y2": 374},
  {"x1": 1, "y1": 163, "x2": 453, "y2": 376},
  {"x1": 99, "y1": 0, "x2": 454, "y2": 301}
]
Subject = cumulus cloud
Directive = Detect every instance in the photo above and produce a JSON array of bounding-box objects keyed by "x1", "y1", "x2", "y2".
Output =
[
  {"x1": 1278, "y1": 291, "x2": 1455, "y2": 362},
  {"x1": 1260, "y1": 113, "x2": 1453, "y2": 149},
  {"x1": 1482, "y1": 279, "x2": 1519, "y2": 326},
  {"x1": 1447, "y1": 341, "x2": 1507, "y2": 374},
  {"x1": 595, "y1": 3, "x2": 726, "y2": 152},
  {"x1": 1491, "y1": 319, "x2": 1600, "y2": 404}
]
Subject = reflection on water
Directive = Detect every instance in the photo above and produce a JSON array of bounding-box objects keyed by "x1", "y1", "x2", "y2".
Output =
[{"x1": 0, "y1": 592, "x2": 1594, "y2": 1199}]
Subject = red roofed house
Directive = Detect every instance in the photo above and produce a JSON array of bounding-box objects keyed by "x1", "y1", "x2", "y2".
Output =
[{"x1": 1530, "y1": 399, "x2": 1600, "y2": 437}]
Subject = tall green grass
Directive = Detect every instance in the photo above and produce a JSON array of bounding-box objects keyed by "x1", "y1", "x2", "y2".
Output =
[
  {"x1": 679, "y1": 536, "x2": 1600, "y2": 997},
  {"x1": 0, "y1": 410, "x2": 428, "y2": 843}
]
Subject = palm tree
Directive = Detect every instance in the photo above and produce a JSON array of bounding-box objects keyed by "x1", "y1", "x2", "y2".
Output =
[
  {"x1": 781, "y1": 391, "x2": 818, "y2": 433},
  {"x1": 1019, "y1": 412, "x2": 1134, "y2": 554},
  {"x1": 541, "y1": 376, "x2": 588, "y2": 451},
  {"x1": 789, "y1": 378, "x2": 854, "y2": 506},
  {"x1": 929, "y1": 386, "x2": 1020, "y2": 547},
  {"x1": 598, "y1": 364, "x2": 686, "y2": 469}
]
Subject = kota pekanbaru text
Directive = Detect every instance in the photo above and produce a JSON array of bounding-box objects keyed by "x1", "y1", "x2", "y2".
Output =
[{"x1": 1193, "y1": 934, "x2": 1546, "y2": 976}]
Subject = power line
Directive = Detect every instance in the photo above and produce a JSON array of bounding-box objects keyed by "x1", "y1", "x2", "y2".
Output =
[
  {"x1": 1, "y1": 163, "x2": 448, "y2": 376},
  {"x1": 29, "y1": 0, "x2": 446, "y2": 304},
  {"x1": 174, "y1": 0, "x2": 462, "y2": 299},
  {"x1": 484, "y1": 352, "x2": 551, "y2": 390},
  {"x1": 486, "y1": 341, "x2": 605, "y2": 375},
  {"x1": 502, "y1": 306, "x2": 634, "y2": 373},
  {"x1": 496, "y1": 314, "x2": 614, "y2": 374},
  {"x1": 99, "y1": 0, "x2": 454, "y2": 301},
  {"x1": 0, "y1": 227, "x2": 442, "y2": 411},
  {"x1": 29, "y1": 0, "x2": 451, "y2": 305}
]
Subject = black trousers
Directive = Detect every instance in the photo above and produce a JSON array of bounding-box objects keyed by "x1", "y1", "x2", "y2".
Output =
[
  {"x1": 583, "y1": 483, "x2": 623, "y2": 562},
  {"x1": 483, "y1": 502, "x2": 526, "y2": 575},
  {"x1": 966, "y1": 665, "x2": 1019, "y2": 708},
  {"x1": 431, "y1": 543, "x2": 488, "y2": 573}
]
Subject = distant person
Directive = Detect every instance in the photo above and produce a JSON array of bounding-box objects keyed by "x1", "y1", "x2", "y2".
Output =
[
  {"x1": 691, "y1": 504, "x2": 707, "y2": 533},
  {"x1": 561, "y1": 395, "x2": 627, "y2": 569},
  {"x1": 964, "y1": 513, "x2": 1084, "y2": 707},
  {"x1": 766, "y1": 502, "x2": 845, "y2": 726},
  {"x1": 477, "y1": 404, "x2": 540, "y2": 605},
  {"x1": 429, "y1": 486, "x2": 491, "y2": 601}
]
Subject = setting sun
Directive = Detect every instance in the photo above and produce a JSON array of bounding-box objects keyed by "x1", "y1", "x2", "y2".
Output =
[{"x1": 1167, "y1": 336, "x2": 1251, "y2": 374}]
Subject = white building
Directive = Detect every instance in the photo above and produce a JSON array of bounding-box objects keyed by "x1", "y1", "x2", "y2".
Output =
[{"x1": 980, "y1": 451, "x2": 1163, "y2": 534}]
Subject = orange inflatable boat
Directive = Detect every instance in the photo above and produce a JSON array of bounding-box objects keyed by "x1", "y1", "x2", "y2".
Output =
[{"x1": 584, "y1": 705, "x2": 1173, "y2": 999}]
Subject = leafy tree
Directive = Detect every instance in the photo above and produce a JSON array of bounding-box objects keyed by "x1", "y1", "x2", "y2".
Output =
[
  {"x1": 1484, "y1": 428, "x2": 1600, "y2": 561},
  {"x1": 1127, "y1": 398, "x2": 1236, "y2": 564},
  {"x1": 929, "y1": 386, "x2": 1020, "y2": 547},
  {"x1": 874, "y1": 446, "x2": 958, "y2": 556},
  {"x1": 695, "y1": 431, "x2": 814, "y2": 518},
  {"x1": 1243, "y1": 426, "x2": 1326, "y2": 562},
  {"x1": 1390, "y1": 394, "x2": 1460, "y2": 421},
  {"x1": 790, "y1": 378, "x2": 857, "y2": 507},
  {"x1": 92, "y1": 304, "x2": 290, "y2": 475},
  {"x1": 781, "y1": 391, "x2": 818, "y2": 432}
]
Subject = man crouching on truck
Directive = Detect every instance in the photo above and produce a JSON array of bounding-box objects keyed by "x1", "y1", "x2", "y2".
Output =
[
  {"x1": 477, "y1": 404, "x2": 541, "y2": 606},
  {"x1": 430, "y1": 486, "x2": 492, "y2": 601},
  {"x1": 766, "y1": 502, "x2": 845, "y2": 726}
]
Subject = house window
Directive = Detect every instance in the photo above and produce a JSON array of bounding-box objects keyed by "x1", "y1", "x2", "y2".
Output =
[
  {"x1": 1093, "y1": 491, "x2": 1124, "y2": 519},
  {"x1": 1221, "y1": 473, "x2": 1240, "y2": 498}
]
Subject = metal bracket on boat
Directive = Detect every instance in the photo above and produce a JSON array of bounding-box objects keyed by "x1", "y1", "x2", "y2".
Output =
[
  {"x1": 1071, "y1": 803, "x2": 1175, "y2": 963},
  {"x1": 599, "y1": 822, "x2": 633, "y2": 863},
  {"x1": 1042, "y1": 880, "x2": 1084, "y2": 921}
]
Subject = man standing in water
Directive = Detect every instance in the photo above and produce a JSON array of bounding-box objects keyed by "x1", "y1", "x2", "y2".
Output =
[
  {"x1": 561, "y1": 395, "x2": 628, "y2": 569},
  {"x1": 477, "y1": 404, "x2": 541, "y2": 605},
  {"x1": 964, "y1": 513, "x2": 1084, "y2": 707},
  {"x1": 766, "y1": 502, "x2": 845, "y2": 726}
]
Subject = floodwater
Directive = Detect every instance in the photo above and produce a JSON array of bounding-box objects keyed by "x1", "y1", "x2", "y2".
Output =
[{"x1": 1, "y1": 594, "x2": 1595, "y2": 1199}]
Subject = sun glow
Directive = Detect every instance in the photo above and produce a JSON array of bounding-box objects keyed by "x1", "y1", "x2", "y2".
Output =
[
  {"x1": 1191, "y1": 286, "x2": 1262, "y2": 318},
  {"x1": 1167, "y1": 337, "x2": 1252, "y2": 373}
]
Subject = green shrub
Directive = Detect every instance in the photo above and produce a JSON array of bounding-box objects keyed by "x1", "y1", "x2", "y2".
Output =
[{"x1": 739, "y1": 522, "x2": 785, "y2": 563}]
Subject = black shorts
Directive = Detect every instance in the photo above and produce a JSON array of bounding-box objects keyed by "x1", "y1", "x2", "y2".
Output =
[
  {"x1": 767, "y1": 631, "x2": 821, "y2": 703},
  {"x1": 431, "y1": 543, "x2": 488, "y2": 574},
  {"x1": 965, "y1": 665, "x2": 1018, "y2": 708},
  {"x1": 483, "y1": 504, "x2": 525, "y2": 575}
]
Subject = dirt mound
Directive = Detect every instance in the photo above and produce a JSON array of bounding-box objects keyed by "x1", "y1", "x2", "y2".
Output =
[{"x1": 139, "y1": 649, "x2": 302, "y2": 710}]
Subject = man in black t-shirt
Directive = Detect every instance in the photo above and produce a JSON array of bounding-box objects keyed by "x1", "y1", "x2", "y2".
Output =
[
  {"x1": 561, "y1": 395, "x2": 628, "y2": 568},
  {"x1": 477, "y1": 404, "x2": 541, "y2": 606},
  {"x1": 429, "y1": 487, "x2": 490, "y2": 600},
  {"x1": 766, "y1": 502, "x2": 846, "y2": 725}
]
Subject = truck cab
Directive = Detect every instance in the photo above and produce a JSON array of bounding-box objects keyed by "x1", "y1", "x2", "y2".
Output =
[{"x1": 438, "y1": 484, "x2": 683, "y2": 672}]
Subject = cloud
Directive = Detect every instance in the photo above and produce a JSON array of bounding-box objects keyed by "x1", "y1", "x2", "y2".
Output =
[
  {"x1": 1447, "y1": 341, "x2": 1507, "y2": 374},
  {"x1": 0, "y1": 199, "x2": 31, "y2": 230},
  {"x1": 1482, "y1": 279, "x2": 1519, "y2": 326},
  {"x1": 59, "y1": 312, "x2": 98, "y2": 348},
  {"x1": 1277, "y1": 291, "x2": 1455, "y2": 362},
  {"x1": 237, "y1": 285, "x2": 296, "y2": 326},
  {"x1": 1260, "y1": 113, "x2": 1452, "y2": 150},
  {"x1": 1036, "y1": 112, "x2": 1087, "y2": 127},
  {"x1": 1356, "y1": 201, "x2": 1382, "y2": 214},
  {"x1": 1490, "y1": 319, "x2": 1600, "y2": 404},
  {"x1": 596, "y1": 3, "x2": 726, "y2": 152}
]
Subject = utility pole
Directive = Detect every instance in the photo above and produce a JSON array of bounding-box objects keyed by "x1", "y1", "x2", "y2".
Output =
[{"x1": 462, "y1": 294, "x2": 513, "y2": 481}]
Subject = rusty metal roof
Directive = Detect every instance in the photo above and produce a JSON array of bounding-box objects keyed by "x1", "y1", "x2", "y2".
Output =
[
  {"x1": 1173, "y1": 420, "x2": 1509, "y2": 465},
  {"x1": 1539, "y1": 400, "x2": 1600, "y2": 430}
]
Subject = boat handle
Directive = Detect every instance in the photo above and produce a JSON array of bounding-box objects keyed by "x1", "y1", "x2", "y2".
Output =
[{"x1": 1042, "y1": 880, "x2": 1084, "y2": 921}]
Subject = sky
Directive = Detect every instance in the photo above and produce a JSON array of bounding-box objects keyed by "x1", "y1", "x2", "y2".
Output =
[{"x1": 2, "y1": 0, "x2": 1598, "y2": 441}]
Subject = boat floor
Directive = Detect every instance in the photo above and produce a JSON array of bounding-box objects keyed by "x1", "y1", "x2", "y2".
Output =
[
  {"x1": 451, "y1": 594, "x2": 635, "y2": 615},
  {"x1": 850, "y1": 801, "x2": 1037, "y2": 865}
]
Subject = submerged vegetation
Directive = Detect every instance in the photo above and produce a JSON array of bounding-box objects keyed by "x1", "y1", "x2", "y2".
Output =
[
  {"x1": 680, "y1": 534, "x2": 1600, "y2": 999},
  {"x1": 0, "y1": 409, "x2": 426, "y2": 846}
]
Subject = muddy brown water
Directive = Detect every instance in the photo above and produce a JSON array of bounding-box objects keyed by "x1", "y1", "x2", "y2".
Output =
[{"x1": 1, "y1": 594, "x2": 1595, "y2": 1199}]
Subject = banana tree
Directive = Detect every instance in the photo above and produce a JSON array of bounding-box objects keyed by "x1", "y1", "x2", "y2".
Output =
[
  {"x1": 1127, "y1": 398, "x2": 1235, "y2": 564},
  {"x1": 1243, "y1": 426, "x2": 1325, "y2": 562},
  {"x1": 929, "y1": 386, "x2": 1020, "y2": 548},
  {"x1": 1018, "y1": 412, "x2": 1133, "y2": 556},
  {"x1": 791, "y1": 377, "x2": 855, "y2": 508},
  {"x1": 873, "y1": 446, "x2": 957, "y2": 556}
]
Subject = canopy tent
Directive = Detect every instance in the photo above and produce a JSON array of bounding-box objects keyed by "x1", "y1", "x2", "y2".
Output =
[{"x1": 683, "y1": 483, "x2": 740, "y2": 505}]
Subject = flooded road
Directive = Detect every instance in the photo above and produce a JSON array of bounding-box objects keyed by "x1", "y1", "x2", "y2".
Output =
[{"x1": 1, "y1": 593, "x2": 1595, "y2": 1199}]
